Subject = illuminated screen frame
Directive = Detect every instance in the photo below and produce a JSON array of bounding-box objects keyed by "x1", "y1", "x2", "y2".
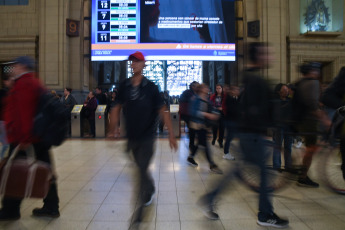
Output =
[{"x1": 91, "y1": 0, "x2": 236, "y2": 61}]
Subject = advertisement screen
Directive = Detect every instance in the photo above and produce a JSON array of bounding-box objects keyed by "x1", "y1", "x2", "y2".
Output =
[{"x1": 91, "y1": 0, "x2": 236, "y2": 61}]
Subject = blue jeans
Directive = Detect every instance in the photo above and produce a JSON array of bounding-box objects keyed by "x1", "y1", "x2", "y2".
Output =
[
  {"x1": 204, "y1": 133, "x2": 273, "y2": 218},
  {"x1": 272, "y1": 128, "x2": 293, "y2": 169}
]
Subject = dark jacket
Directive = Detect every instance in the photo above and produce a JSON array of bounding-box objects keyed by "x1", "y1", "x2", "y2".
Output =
[
  {"x1": 62, "y1": 94, "x2": 77, "y2": 113},
  {"x1": 239, "y1": 68, "x2": 274, "y2": 133},
  {"x1": 84, "y1": 97, "x2": 98, "y2": 120},
  {"x1": 117, "y1": 77, "x2": 164, "y2": 140},
  {"x1": 224, "y1": 94, "x2": 240, "y2": 121},
  {"x1": 321, "y1": 67, "x2": 345, "y2": 109}
]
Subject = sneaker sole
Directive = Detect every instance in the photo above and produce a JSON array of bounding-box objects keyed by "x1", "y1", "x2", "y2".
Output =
[
  {"x1": 144, "y1": 192, "x2": 155, "y2": 207},
  {"x1": 187, "y1": 162, "x2": 198, "y2": 167},
  {"x1": 196, "y1": 200, "x2": 219, "y2": 220},
  {"x1": 257, "y1": 220, "x2": 288, "y2": 228},
  {"x1": 223, "y1": 156, "x2": 235, "y2": 160}
]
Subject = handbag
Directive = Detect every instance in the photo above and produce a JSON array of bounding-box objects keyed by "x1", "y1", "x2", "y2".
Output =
[{"x1": 0, "y1": 146, "x2": 52, "y2": 199}]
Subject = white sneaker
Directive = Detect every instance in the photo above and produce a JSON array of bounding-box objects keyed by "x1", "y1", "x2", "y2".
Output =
[
  {"x1": 223, "y1": 153, "x2": 235, "y2": 160},
  {"x1": 294, "y1": 141, "x2": 302, "y2": 148}
]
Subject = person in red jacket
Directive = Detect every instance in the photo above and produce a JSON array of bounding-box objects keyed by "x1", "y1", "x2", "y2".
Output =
[
  {"x1": 0, "y1": 56, "x2": 60, "y2": 220},
  {"x1": 210, "y1": 84, "x2": 226, "y2": 147}
]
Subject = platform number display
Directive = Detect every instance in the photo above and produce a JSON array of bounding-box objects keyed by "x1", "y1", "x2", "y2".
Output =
[
  {"x1": 98, "y1": 1, "x2": 110, "y2": 9},
  {"x1": 98, "y1": 33, "x2": 110, "y2": 42}
]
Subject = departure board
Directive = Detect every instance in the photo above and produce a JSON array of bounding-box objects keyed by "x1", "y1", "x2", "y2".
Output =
[
  {"x1": 96, "y1": 0, "x2": 138, "y2": 44},
  {"x1": 91, "y1": 0, "x2": 236, "y2": 61}
]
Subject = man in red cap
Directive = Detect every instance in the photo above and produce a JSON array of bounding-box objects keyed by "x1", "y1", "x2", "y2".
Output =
[{"x1": 108, "y1": 51, "x2": 177, "y2": 225}]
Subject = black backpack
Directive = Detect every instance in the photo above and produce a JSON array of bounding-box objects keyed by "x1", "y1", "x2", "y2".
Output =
[{"x1": 33, "y1": 92, "x2": 69, "y2": 146}]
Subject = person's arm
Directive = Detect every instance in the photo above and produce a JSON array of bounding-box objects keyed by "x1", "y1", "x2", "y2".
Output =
[{"x1": 159, "y1": 105, "x2": 178, "y2": 151}]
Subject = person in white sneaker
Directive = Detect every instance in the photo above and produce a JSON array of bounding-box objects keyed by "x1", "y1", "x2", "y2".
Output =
[
  {"x1": 197, "y1": 42, "x2": 289, "y2": 228},
  {"x1": 223, "y1": 85, "x2": 240, "y2": 160}
]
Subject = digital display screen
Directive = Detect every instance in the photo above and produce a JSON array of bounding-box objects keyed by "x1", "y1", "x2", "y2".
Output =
[
  {"x1": 91, "y1": 0, "x2": 236, "y2": 61},
  {"x1": 72, "y1": 105, "x2": 83, "y2": 113}
]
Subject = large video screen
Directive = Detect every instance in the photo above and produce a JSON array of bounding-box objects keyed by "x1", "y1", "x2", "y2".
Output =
[{"x1": 91, "y1": 0, "x2": 236, "y2": 61}]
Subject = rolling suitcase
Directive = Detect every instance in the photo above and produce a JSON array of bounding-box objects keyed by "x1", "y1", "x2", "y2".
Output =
[{"x1": 0, "y1": 146, "x2": 52, "y2": 199}]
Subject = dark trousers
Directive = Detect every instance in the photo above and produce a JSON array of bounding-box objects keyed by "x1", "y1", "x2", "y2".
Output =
[
  {"x1": 212, "y1": 117, "x2": 224, "y2": 143},
  {"x1": 128, "y1": 138, "x2": 155, "y2": 204},
  {"x1": 204, "y1": 133, "x2": 273, "y2": 218},
  {"x1": 182, "y1": 116, "x2": 195, "y2": 150},
  {"x1": 224, "y1": 120, "x2": 237, "y2": 154},
  {"x1": 272, "y1": 128, "x2": 293, "y2": 169},
  {"x1": 190, "y1": 129, "x2": 215, "y2": 166},
  {"x1": 88, "y1": 119, "x2": 95, "y2": 137},
  {"x1": 1, "y1": 143, "x2": 59, "y2": 214}
]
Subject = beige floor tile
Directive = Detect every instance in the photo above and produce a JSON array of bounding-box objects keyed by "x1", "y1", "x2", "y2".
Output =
[
  {"x1": 176, "y1": 191, "x2": 203, "y2": 204},
  {"x1": 3, "y1": 216, "x2": 50, "y2": 230},
  {"x1": 43, "y1": 220, "x2": 90, "y2": 230},
  {"x1": 217, "y1": 202, "x2": 256, "y2": 220},
  {"x1": 178, "y1": 204, "x2": 204, "y2": 221},
  {"x1": 93, "y1": 204, "x2": 134, "y2": 222},
  {"x1": 60, "y1": 204, "x2": 100, "y2": 221},
  {"x1": 158, "y1": 191, "x2": 178, "y2": 204},
  {"x1": 299, "y1": 215, "x2": 345, "y2": 230},
  {"x1": 158, "y1": 181, "x2": 177, "y2": 192},
  {"x1": 69, "y1": 191, "x2": 108, "y2": 204},
  {"x1": 87, "y1": 221, "x2": 129, "y2": 230},
  {"x1": 59, "y1": 180, "x2": 89, "y2": 191},
  {"x1": 156, "y1": 204, "x2": 180, "y2": 221},
  {"x1": 222, "y1": 219, "x2": 268, "y2": 230},
  {"x1": 82, "y1": 181, "x2": 115, "y2": 192},
  {"x1": 181, "y1": 220, "x2": 224, "y2": 230},
  {"x1": 314, "y1": 197, "x2": 345, "y2": 215},
  {"x1": 104, "y1": 191, "x2": 138, "y2": 204},
  {"x1": 156, "y1": 221, "x2": 181, "y2": 230},
  {"x1": 283, "y1": 201, "x2": 331, "y2": 216}
]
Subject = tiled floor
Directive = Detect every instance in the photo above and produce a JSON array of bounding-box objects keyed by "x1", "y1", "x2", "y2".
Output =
[{"x1": 0, "y1": 137, "x2": 345, "y2": 230}]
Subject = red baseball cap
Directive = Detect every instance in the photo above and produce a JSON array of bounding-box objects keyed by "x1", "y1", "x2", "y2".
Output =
[{"x1": 128, "y1": 51, "x2": 145, "y2": 62}]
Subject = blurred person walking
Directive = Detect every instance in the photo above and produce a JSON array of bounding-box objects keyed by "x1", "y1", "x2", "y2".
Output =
[
  {"x1": 187, "y1": 83, "x2": 223, "y2": 174},
  {"x1": 223, "y1": 85, "x2": 240, "y2": 160},
  {"x1": 197, "y1": 43, "x2": 289, "y2": 228},
  {"x1": 320, "y1": 66, "x2": 345, "y2": 179},
  {"x1": 179, "y1": 81, "x2": 199, "y2": 152},
  {"x1": 292, "y1": 62, "x2": 331, "y2": 187},
  {"x1": 210, "y1": 84, "x2": 225, "y2": 148},
  {"x1": 0, "y1": 56, "x2": 60, "y2": 220},
  {"x1": 107, "y1": 51, "x2": 177, "y2": 226}
]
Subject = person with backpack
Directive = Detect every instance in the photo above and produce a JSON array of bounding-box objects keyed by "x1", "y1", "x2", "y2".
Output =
[
  {"x1": 0, "y1": 56, "x2": 60, "y2": 220},
  {"x1": 292, "y1": 62, "x2": 331, "y2": 187},
  {"x1": 179, "y1": 81, "x2": 199, "y2": 152}
]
